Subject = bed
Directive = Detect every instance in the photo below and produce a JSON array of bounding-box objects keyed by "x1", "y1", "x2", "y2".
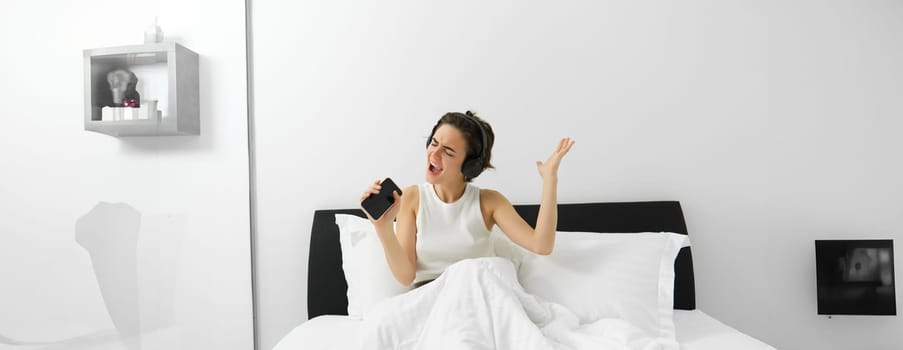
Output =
[{"x1": 276, "y1": 201, "x2": 775, "y2": 349}]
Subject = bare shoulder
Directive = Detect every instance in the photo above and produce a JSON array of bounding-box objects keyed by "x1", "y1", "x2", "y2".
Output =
[
  {"x1": 403, "y1": 184, "x2": 419, "y2": 198},
  {"x1": 401, "y1": 184, "x2": 420, "y2": 211},
  {"x1": 479, "y1": 188, "x2": 509, "y2": 208}
]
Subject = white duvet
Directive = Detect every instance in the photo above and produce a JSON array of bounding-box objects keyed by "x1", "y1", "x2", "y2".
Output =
[{"x1": 359, "y1": 257, "x2": 678, "y2": 350}]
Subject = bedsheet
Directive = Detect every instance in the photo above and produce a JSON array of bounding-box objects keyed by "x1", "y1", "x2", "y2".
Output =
[{"x1": 274, "y1": 309, "x2": 775, "y2": 350}]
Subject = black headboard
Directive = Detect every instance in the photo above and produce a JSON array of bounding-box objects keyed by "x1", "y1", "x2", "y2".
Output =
[{"x1": 308, "y1": 201, "x2": 695, "y2": 319}]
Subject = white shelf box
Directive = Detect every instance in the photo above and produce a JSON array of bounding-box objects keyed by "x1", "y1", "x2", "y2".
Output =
[{"x1": 84, "y1": 42, "x2": 199, "y2": 136}]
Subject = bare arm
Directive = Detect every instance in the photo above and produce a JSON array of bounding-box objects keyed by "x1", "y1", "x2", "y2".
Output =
[
  {"x1": 360, "y1": 181, "x2": 418, "y2": 286},
  {"x1": 491, "y1": 138, "x2": 575, "y2": 255}
]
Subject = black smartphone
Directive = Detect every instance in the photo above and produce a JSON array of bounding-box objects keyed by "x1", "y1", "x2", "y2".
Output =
[{"x1": 361, "y1": 177, "x2": 403, "y2": 220}]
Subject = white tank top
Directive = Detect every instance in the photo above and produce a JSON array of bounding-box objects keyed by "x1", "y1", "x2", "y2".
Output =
[{"x1": 414, "y1": 183, "x2": 493, "y2": 284}]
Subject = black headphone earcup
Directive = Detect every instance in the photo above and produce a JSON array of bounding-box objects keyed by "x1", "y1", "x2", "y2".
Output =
[{"x1": 462, "y1": 157, "x2": 483, "y2": 180}]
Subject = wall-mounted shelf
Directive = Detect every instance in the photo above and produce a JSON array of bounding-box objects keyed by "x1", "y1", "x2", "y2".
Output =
[{"x1": 84, "y1": 42, "x2": 199, "y2": 137}]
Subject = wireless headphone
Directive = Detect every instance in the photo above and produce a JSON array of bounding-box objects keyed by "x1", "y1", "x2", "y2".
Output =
[{"x1": 426, "y1": 112, "x2": 488, "y2": 181}]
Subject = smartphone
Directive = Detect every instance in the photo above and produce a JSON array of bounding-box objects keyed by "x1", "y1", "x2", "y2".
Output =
[{"x1": 361, "y1": 177, "x2": 403, "y2": 220}]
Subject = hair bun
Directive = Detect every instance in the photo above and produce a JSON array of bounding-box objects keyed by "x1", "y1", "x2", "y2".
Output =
[{"x1": 465, "y1": 110, "x2": 477, "y2": 118}]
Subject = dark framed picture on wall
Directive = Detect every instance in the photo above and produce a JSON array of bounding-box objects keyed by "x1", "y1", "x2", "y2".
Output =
[{"x1": 815, "y1": 239, "x2": 896, "y2": 316}]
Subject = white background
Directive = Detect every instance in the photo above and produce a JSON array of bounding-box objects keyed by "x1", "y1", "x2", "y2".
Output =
[
  {"x1": 0, "y1": 0, "x2": 253, "y2": 349},
  {"x1": 251, "y1": 1, "x2": 903, "y2": 350}
]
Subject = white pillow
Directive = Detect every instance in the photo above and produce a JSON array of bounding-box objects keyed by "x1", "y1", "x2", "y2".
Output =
[
  {"x1": 335, "y1": 214, "x2": 411, "y2": 318},
  {"x1": 515, "y1": 231, "x2": 690, "y2": 344}
]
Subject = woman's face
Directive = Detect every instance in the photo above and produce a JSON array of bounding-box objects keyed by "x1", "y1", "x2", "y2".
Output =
[{"x1": 426, "y1": 124, "x2": 469, "y2": 184}]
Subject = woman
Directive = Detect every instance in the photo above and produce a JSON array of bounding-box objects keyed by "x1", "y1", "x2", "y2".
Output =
[{"x1": 360, "y1": 110, "x2": 575, "y2": 287}]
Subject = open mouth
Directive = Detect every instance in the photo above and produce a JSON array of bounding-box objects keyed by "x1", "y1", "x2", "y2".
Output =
[{"x1": 428, "y1": 163, "x2": 443, "y2": 176}]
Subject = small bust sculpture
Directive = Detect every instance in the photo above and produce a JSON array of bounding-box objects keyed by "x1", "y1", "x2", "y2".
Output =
[{"x1": 107, "y1": 69, "x2": 140, "y2": 107}]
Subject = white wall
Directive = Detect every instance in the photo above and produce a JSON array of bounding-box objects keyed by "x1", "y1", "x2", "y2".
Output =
[
  {"x1": 0, "y1": 1, "x2": 253, "y2": 349},
  {"x1": 252, "y1": 1, "x2": 903, "y2": 349}
]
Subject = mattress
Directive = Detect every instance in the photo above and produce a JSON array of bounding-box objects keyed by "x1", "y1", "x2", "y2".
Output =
[
  {"x1": 273, "y1": 309, "x2": 775, "y2": 350},
  {"x1": 673, "y1": 310, "x2": 775, "y2": 350}
]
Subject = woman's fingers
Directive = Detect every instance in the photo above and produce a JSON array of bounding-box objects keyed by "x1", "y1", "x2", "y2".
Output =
[
  {"x1": 360, "y1": 179, "x2": 385, "y2": 202},
  {"x1": 556, "y1": 138, "x2": 575, "y2": 156},
  {"x1": 361, "y1": 188, "x2": 379, "y2": 200},
  {"x1": 542, "y1": 138, "x2": 575, "y2": 168},
  {"x1": 535, "y1": 138, "x2": 575, "y2": 178},
  {"x1": 561, "y1": 138, "x2": 575, "y2": 154}
]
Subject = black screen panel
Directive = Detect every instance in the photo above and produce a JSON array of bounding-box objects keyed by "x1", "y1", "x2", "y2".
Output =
[{"x1": 815, "y1": 239, "x2": 896, "y2": 315}]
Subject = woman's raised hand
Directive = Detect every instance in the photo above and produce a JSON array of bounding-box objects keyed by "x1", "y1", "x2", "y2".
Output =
[{"x1": 536, "y1": 137, "x2": 575, "y2": 180}]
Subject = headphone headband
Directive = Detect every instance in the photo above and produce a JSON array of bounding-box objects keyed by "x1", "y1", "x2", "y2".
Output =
[{"x1": 460, "y1": 112, "x2": 487, "y2": 160}]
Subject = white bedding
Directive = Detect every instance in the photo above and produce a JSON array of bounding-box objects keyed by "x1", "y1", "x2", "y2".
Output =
[
  {"x1": 276, "y1": 258, "x2": 774, "y2": 350},
  {"x1": 274, "y1": 310, "x2": 774, "y2": 350},
  {"x1": 360, "y1": 257, "x2": 674, "y2": 349}
]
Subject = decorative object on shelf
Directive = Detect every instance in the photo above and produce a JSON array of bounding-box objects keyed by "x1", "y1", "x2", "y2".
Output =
[
  {"x1": 101, "y1": 105, "x2": 160, "y2": 122},
  {"x1": 144, "y1": 17, "x2": 164, "y2": 44},
  {"x1": 106, "y1": 69, "x2": 138, "y2": 107},
  {"x1": 122, "y1": 75, "x2": 141, "y2": 108},
  {"x1": 139, "y1": 100, "x2": 158, "y2": 120}
]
